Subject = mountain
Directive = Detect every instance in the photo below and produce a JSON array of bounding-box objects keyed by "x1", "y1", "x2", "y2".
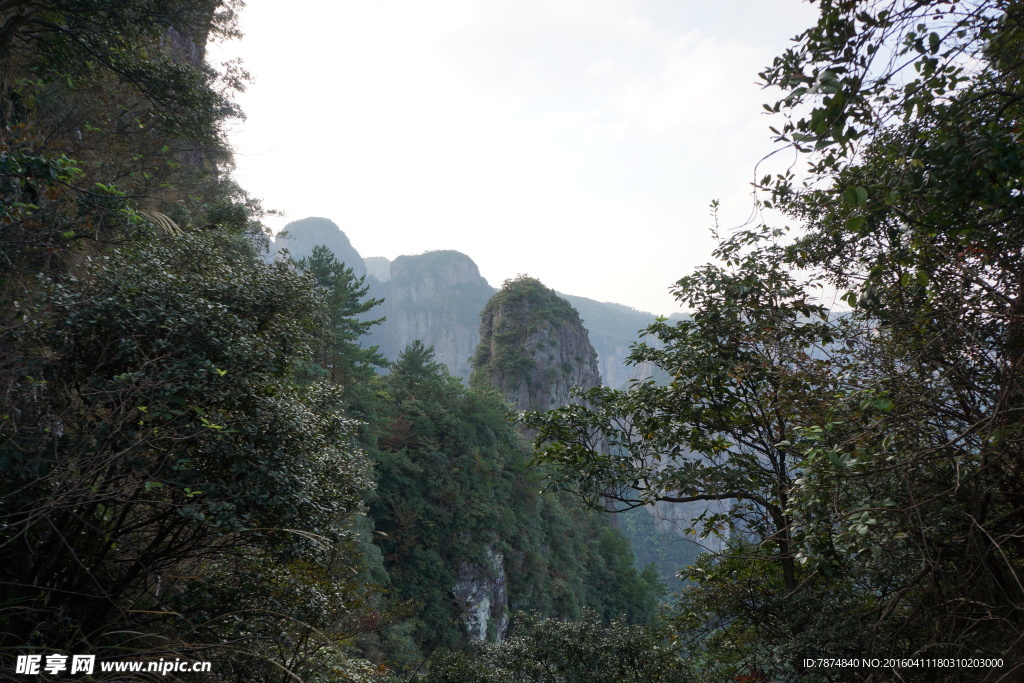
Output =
[
  {"x1": 366, "y1": 250, "x2": 495, "y2": 381},
  {"x1": 270, "y1": 220, "x2": 678, "y2": 388},
  {"x1": 471, "y1": 275, "x2": 601, "y2": 411},
  {"x1": 271, "y1": 217, "x2": 366, "y2": 277},
  {"x1": 272, "y1": 219, "x2": 705, "y2": 597},
  {"x1": 363, "y1": 256, "x2": 392, "y2": 282}
]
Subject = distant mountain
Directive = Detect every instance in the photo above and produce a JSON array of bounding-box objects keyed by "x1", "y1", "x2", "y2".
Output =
[
  {"x1": 363, "y1": 256, "x2": 391, "y2": 282},
  {"x1": 270, "y1": 217, "x2": 366, "y2": 277},
  {"x1": 366, "y1": 250, "x2": 494, "y2": 381},
  {"x1": 274, "y1": 218, "x2": 708, "y2": 590},
  {"x1": 271, "y1": 217, "x2": 676, "y2": 388}
]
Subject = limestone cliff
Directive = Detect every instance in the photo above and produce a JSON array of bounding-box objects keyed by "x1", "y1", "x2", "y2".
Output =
[
  {"x1": 456, "y1": 276, "x2": 602, "y2": 641},
  {"x1": 471, "y1": 275, "x2": 601, "y2": 412},
  {"x1": 452, "y1": 545, "x2": 509, "y2": 642},
  {"x1": 368, "y1": 251, "x2": 494, "y2": 382},
  {"x1": 561, "y1": 294, "x2": 672, "y2": 389}
]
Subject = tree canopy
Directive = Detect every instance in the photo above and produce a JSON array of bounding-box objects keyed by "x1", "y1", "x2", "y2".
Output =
[{"x1": 526, "y1": 1, "x2": 1024, "y2": 679}]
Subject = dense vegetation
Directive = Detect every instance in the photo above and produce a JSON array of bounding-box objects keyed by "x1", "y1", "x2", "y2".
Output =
[
  {"x1": 0, "y1": 1, "x2": 386, "y2": 679},
  {"x1": 0, "y1": 3, "x2": 660, "y2": 679},
  {"x1": 525, "y1": 1, "x2": 1024, "y2": 680},
  {"x1": 365, "y1": 342, "x2": 662, "y2": 671},
  {"x1": 6, "y1": 0, "x2": 1024, "y2": 681}
]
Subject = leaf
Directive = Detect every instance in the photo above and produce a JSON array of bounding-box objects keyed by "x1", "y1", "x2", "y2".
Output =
[{"x1": 869, "y1": 397, "x2": 893, "y2": 412}]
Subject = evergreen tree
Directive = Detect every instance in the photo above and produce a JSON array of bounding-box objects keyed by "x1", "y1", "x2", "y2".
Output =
[{"x1": 369, "y1": 344, "x2": 662, "y2": 671}]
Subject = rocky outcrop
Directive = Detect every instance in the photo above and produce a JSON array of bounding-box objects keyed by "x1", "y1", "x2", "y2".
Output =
[
  {"x1": 452, "y1": 545, "x2": 509, "y2": 642},
  {"x1": 368, "y1": 251, "x2": 494, "y2": 381},
  {"x1": 266, "y1": 217, "x2": 672, "y2": 389},
  {"x1": 561, "y1": 294, "x2": 684, "y2": 390},
  {"x1": 593, "y1": 342, "x2": 660, "y2": 390},
  {"x1": 471, "y1": 276, "x2": 601, "y2": 412}
]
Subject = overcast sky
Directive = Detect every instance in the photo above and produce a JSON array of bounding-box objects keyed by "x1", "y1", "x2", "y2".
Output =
[{"x1": 213, "y1": 0, "x2": 819, "y2": 315}]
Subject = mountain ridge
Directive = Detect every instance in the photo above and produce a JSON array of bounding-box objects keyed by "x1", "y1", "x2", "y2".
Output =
[{"x1": 270, "y1": 218, "x2": 678, "y2": 388}]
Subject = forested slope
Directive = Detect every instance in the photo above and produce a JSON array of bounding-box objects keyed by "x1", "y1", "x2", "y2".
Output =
[
  {"x1": 0, "y1": 3, "x2": 665, "y2": 680},
  {"x1": 0, "y1": 1, "x2": 384, "y2": 679},
  {"x1": 7, "y1": 1, "x2": 1024, "y2": 682}
]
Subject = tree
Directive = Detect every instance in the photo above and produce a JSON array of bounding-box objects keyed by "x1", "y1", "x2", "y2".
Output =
[
  {"x1": 419, "y1": 610, "x2": 687, "y2": 683},
  {"x1": 0, "y1": 2, "x2": 386, "y2": 677},
  {"x1": 368, "y1": 343, "x2": 662, "y2": 670},
  {"x1": 524, "y1": 226, "x2": 867, "y2": 680},
  {"x1": 526, "y1": 224, "x2": 852, "y2": 594},
  {"x1": 0, "y1": 231, "x2": 377, "y2": 673},
  {"x1": 527, "y1": 3, "x2": 1024, "y2": 676},
  {"x1": 1, "y1": 0, "x2": 258, "y2": 294},
  {"x1": 762, "y1": 0, "x2": 1024, "y2": 669},
  {"x1": 295, "y1": 244, "x2": 387, "y2": 390}
]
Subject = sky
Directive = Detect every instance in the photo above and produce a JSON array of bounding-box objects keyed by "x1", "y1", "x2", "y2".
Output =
[{"x1": 212, "y1": 0, "x2": 820, "y2": 316}]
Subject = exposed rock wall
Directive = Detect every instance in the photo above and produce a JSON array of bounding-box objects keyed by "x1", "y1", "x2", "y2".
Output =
[
  {"x1": 368, "y1": 251, "x2": 494, "y2": 382},
  {"x1": 265, "y1": 217, "x2": 669, "y2": 389},
  {"x1": 595, "y1": 344, "x2": 661, "y2": 390},
  {"x1": 364, "y1": 256, "x2": 391, "y2": 282},
  {"x1": 452, "y1": 545, "x2": 509, "y2": 642},
  {"x1": 471, "y1": 276, "x2": 601, "y2": 412}
]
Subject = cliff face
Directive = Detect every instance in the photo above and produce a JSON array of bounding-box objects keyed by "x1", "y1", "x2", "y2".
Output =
[
  {"x1": 265, "y1": 216, "x2": 670, "y2": 389},
  {"x1": 363, "y1": 256, "x2": 391, "y2": 282},
  {"x1": 368, "y1": 251, "x2": 494, "y2": 382},
  {"x1": 452, "y1": 544, "x2": 509, "y2": 642},
  {"x1": 471, "y1": 276, "x2": 601, "y2": 412},
  {"x1": 560, "y1": 294, "x2": 682, "y2": 390},
  {"x1": 595, "y1": 343, "x2": 659, "y2": 389}
]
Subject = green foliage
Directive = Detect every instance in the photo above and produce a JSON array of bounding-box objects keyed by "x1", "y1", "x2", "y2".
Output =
[
  {"x1": 369, "y1": 343, "x2": 662, "y2": 670},
  {"x1": 0, "y1": 231, "x2": 378, "y2": 675},
  {"x1": 757, "y1": 0, "x2": 996, "y2": 183},
  {"x1": 1, "y1": 0, "x2": 262, "y2": 285},
  {"x1": 295, "y1": 244, "x2": 387, "y2": 391},
  {"x1": 419, "y1": 610, "x2": 688, "y2": 683},
  {"x1": 0, "y1": 2, "x2": 388, "y2": 678},
  {"x1": 617, "y1": 507, "x2": 702, "y2": 591},
  {"x1": 763, "y1": 0, "x2": 1024, "y2": 671},
  {"x1": 526, "y1": 2, "x2": 1024, "y2": 678},
  {"x1": 471, "y1": 276, "x2": 585, "y2": 390},
  {"x1": 671, "y1": 542, "x2": 874, "y2": 683},
  {"x1": 1, "y1": 0, "x2": 242, "y2": 144},
  {"x1": 526, "y1": 224, "x2": 854, "y2": 596}
]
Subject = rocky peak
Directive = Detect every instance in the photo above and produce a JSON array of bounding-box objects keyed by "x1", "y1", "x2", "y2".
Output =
[
  {"x1": 471, "y1": 275, "x2": 601, "y2": 412},
  {"x1": 367, "y1": 250, "x2": 495, "y2": 381},
  {"x1": 388, "y1": 250, "x2": 489, "y2": 303}
]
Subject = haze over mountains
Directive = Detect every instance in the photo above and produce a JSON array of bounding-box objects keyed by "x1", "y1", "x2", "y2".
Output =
[{"x1": 271, "y1": 216, "x2": 678, "y2": 389}]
